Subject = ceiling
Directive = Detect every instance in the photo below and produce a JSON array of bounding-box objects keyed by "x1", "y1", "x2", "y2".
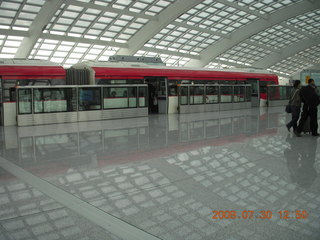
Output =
[{"x1": 0, "y1": 0, "x2": 319, "y2": 80}]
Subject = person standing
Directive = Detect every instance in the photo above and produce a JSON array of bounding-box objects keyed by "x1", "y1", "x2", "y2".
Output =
[
  {"x1": 286, "y1": 80, "x2": 302, "y2": 133},
  {"x1": 295, "y1": 78, "x2": 320, "y2": 137}
]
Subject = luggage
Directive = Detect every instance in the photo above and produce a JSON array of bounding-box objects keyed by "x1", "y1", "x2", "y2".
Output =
[{"x1": 302, "y1": 117, "x2": 311, "y2": 133}]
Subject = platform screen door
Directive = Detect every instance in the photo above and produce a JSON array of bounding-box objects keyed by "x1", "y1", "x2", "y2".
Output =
[{"x1": 246, "y1": 79, "x2": 259, "y2": 107}]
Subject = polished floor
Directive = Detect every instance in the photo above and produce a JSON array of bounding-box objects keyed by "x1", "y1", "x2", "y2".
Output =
[{"x1": 0, "y1": 107, "x2": 319, "y2": 240}]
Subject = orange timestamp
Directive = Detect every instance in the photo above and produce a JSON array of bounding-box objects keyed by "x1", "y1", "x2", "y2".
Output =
[{"x1": 212, "y1": 210, "x2": 309, "y2": 220}]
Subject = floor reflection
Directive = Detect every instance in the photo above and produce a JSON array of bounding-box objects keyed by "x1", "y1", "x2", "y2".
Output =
[
  {"x1": 0, "y1": 107, "x2": 319, "y2": 240},
  {"x1": 284, "y1": 135, "x2": 318, "y2": 188}
]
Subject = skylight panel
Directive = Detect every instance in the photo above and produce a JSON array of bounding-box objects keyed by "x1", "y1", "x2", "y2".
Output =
[
  {"x1": 157, "y1": 0, "x2": 170, "y2": 8},
  {"x1": 1, "y1": 2, "x2": 21, "y2": 10},
  {"x1": 76, "y1": 20, "x2": 91, "y2": 27},
  {"x1": 62, "y1": 11, "x2": 80, "y2": 18},
  {"x1": 123, "y1": 28, "x2": 137, "y2": 34},
  {"x1": 71, "y1": 27, "x2": 86, "y2": 34},
  {"x1": 67, "y1": 5, "x2": 83, "y2": 12},
  {"x1": 22, "y1": 4, "x2": 41, "y2": 13},
  {"x1": 205, "y1": 61, "x2": 235, "y2": 69},
  {"x1": 14, "y1": 20, "x2": 32, "y2": 27},
  {"x1": 129, "y1": 23, "x2": 143, "y2": 29},
  {"x1": 0, "y1": 18, "x2": 12, "y2": 27},
  {"x1": 80, "y1": 14, "x2": 96, "y2": 21},
  {"x1": 132, "y1": 2, "x2": 148, "y2": 10},
  {"x1": 70, "y1": 53, "x2": 83, "y2": 59},
  {"x1": 114, "y1": 20, "x2": 128, "y2": 27},
  {"x1": 108, "y1": 26, "x2": 122, "y2": 32},
  {"x1": 0, "y1": 10, "x2": 17, "y2": 18},
  {"x1": 148, "y1": 5, "x2": 163, "y2": 13},
  {"x1": 98, "y1": 16, "x2": 114, "y2": 24},
  {"x1": 53, "y1": 52, "x2": 68, "y2": 57},
  {"x1": 53, "y1": 25, "x2": 69, "y2": 31},
  {"x1": 27, "y1": 0, "x2": 45, "y2": 4},
  {"x1": 18, "y1": 12, "x2": 36, "y2": 20},
  {"x1": 57, "y1": 18, "x2": 73, "y2": 25}
]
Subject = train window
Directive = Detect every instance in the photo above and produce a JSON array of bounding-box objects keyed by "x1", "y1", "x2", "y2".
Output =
[
  {"x1": 79, "y1": 87, "x2": 101, "y2": 111},
  {"x1": 104, "y1": 87, "x2": 129, "y2": 109},
  {"x1": 179, "y1": 86, "x2": 188, "y2": 105},
  {"x1": 138, "y1": 87, "x2": 147, "y2": 107},
  {"x1": 18, "y1": 89, "x2": 32, "y2": 114},
  {"x1": 168, "y1": 82, "x2": 177, "y2": 96},
  {"x1": 33, "y1": 88, "x2": 74, "y2": 113},
  {"x1": 233, "y1": 86, "x2": 245, "y2": 102},
  {"x1": 190, "y1": 86, "x2": 204, "y2": 105},
  {"x1": 205, "y1": 86, "x2": 219, "y2": 104},
  {"x1": 219, "y1": 80, "x2": 235, "y2": 84},
  {"x1": 220, "y1": 86, "x2": 233, "y2": 103}
]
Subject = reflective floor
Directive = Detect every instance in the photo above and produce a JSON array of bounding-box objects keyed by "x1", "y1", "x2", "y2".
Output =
[{"x1": 0, "y1": 107, "x2": 319, "y2": 240}]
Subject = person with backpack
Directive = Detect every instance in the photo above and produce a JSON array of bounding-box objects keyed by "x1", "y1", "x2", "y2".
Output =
[
  {"x1": 286, "y1": 80, "x2": 302, "y2": 133},
  {"x1": 295, "y1": 79, "x2": 320, "y2": 137}
]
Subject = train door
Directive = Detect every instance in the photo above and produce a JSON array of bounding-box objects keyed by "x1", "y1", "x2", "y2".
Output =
[
  {"x1": 247, "y1": 79, "x2": 259, "y2": 107},
  {"x1": 145, "y1": 77, "x2": 167, "y2": 114}
]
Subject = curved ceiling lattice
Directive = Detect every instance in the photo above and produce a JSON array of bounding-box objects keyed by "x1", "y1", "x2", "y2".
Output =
[{"x1": 0, "y1": 0, "x2": 319, "y2": 79}]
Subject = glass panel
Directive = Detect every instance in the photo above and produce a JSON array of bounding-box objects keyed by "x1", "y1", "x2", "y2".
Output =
[
  {"x1": 79, "y1": 87, "x2": 101, "y2": 111},
  {"x1": 33, "y1": 89, "x2": 43, "y2": 113},
  {"x1": 138, "y1": 87, "x2": 147, "y2": 107},
  {"x1": 205, "y1": 86, "x2": 219, "y2": 104},
  {"x1": 18, "y1": 89, "x2": 32, "y2": 114},
  {"x1": 268, "y1": 86, "x2": 293, "y2": 101},
  {"x1": 168, "y1": 82, "x2": 177, "y2": 96},
  {"x1": 179, "y1": 86, "x2": 188, "y2": 105},
  {"x1": 128, "y1": 87, "x2": 137, "y2": 108},
  {"x1": 249, "y1": 81, "x2": 258, "y2": 95},
  {"x1": 234, "y1": 86, "x2": 245, "y2": 102},
  {"x1": 33, "y1": 88, "x2": 76, "y2": 113},
  {"x1": 245, "y1": 86, "x2": 251, "y2": 102},
  {"x1": 103, "y1": 87, "x2": 128, "y2": 109},
  {"x1": 190, "y1": 86, "x2": 204, "y2": 105},
  {"x1": 220, "y1": 86, "x2": 233, "y2": 103}
]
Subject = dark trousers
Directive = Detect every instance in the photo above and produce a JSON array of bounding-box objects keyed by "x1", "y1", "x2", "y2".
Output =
[
  {"x1": 297, "y1": 104, "x2": 318, "y2": 134},
  {"x1": 287, "y1": 106, "x2": 300, "y2": 131}
]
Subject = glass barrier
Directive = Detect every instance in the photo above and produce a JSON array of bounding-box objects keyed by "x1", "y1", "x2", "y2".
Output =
[
  {"x1": 17, "y1": 85, "x2": 147, "y2": 116},
  {"x1": 104, "y1": 87, "x2": 128, "y2": 109},
  {"x1": 206, "y1": 86, "x2": 219, "y2": 104},
  {"x1": 79, "y1": 87, "x2": 101, "y2": 111},
  {"x1": 138, "y1": 87, "x2": 147, "y2": 107},
  {"x1": 245, "y1": 86, "x2": 251, "y2": 102},
  {"x1": 268, "y1": 86, "x2": 293, "y2": 101},
  {"x1": 234, "y1": 86, "x2": 245, "y2": 102},
  {"x1": 33, "y1": 88, "x2": 76, "y2": 113},
  {"x1": 179, "y1": 84, "x2": 250, "y2": 106},
  {"x1": 190, "y1": 86, "x2": 204, "y2": 104},
  {"x1": 220, "y1": 86, "x2": 233, "y2": 103},
  {"x1": 180, "y1": 86, "x2": 188, "y2": 105},
  {"x1": 18, "y1": 89, "x2": 32, "y2": 114}
]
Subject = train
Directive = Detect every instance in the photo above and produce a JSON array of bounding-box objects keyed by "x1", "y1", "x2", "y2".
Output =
[{"x1": 0, "y1": 59, "x2": 278, "y2": 125}]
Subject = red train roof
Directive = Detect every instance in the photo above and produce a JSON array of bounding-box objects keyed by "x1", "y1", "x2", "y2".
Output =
[
  {"x1": 0, "y1": 66, "x2": 65, "y2": 77},
  {"x1": 92, "y1": 66, "x2": 278, "y2": 81}
]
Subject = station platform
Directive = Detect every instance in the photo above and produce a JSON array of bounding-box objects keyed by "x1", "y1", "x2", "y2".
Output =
[{"x1": 0, "y1": 106, "x2": 319, "y2": 240}]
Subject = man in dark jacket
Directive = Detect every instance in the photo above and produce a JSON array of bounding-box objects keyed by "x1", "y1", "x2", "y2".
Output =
[{"x1": 296, "y1": 79, "x2": 320, "y2": 136}]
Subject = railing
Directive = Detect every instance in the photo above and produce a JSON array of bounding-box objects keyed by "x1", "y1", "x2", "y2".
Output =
[
  {"x1": 178, "y1": 84, "x2": 251, "y2": 113},
  {"x1": 16, "y1": 84, "x2": 148, "y2": 126}
]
